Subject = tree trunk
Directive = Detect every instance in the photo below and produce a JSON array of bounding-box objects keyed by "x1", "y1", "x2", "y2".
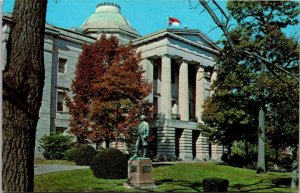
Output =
[
  {"x1": 2, "y1": 0, "x2": 47, "y2": 191},
  {"x1": 245, "y1": 139, "x2": 249, "y2": 157},
  {"x1": 115, "y1": 129, "x2": 119, "y2": 149},
  {"x1": 257, "y1": 105, "x2": 266, "y2": 173},
  {"x1": 275, "y1": 146, "x2": 279, "y2": 163},
  {"x1": 105, "y1": 138, "x2": 110, "y2": 148}
]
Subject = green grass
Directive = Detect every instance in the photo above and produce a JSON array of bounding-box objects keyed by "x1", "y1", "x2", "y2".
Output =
[
  {"x1": 35, "y1": 162, "x2": 297, "y2": 192},
  {"x1": 35, "y1": 159, "x2": 76, "y2": 165}
]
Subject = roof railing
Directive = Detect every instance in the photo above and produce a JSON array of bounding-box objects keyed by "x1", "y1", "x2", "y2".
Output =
[{"x1": 96, "y1": 2, "x2": 121, "y2": 10}]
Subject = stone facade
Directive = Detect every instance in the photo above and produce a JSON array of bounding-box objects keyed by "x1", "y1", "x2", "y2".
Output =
[{"x1": 2, "y1": 2, "x2": 223, "y2": 161}]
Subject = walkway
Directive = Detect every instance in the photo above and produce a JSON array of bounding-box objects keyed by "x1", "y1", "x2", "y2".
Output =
[
  {"x1": 34, "y1": 160, "x2": 213, "y2": 175},
  {"x1": 34, "y1": 164, "x2": 89, "y2": 175}
]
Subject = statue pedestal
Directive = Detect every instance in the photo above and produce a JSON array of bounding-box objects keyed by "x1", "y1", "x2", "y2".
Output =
[{"x1": 124, "y1": 158, "x2": 156, "y2": 189}]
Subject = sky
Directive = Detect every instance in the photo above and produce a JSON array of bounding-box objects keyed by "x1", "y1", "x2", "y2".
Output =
[
  {"x1": 2, "y1": 0, "x2": 227, "y2": 42},
  {"x1": 2, "y1": 1, "x2": 299, "y2": 42}
]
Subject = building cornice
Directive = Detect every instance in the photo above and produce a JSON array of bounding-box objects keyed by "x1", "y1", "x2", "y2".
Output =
[
  {"x1": 2, "y1": 13, "x2": 96, "y2": 44},
  {"x1": 95, "y1": 28, "x2": 141, "y2": 38},
  {"x1": 132, "y1": 28, "x2": 220, "y2": 55}
]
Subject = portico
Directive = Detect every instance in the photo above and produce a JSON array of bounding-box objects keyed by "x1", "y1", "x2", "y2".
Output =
[{"x1": 133, "y1": 28, "x2": 223, "y2": 161}]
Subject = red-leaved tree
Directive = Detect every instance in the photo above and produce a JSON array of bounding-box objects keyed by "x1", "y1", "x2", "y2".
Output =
[{"x1": 66, "y1": 35, "x2": 152, "y2": 149}]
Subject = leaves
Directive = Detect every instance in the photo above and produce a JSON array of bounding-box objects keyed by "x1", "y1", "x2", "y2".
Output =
[
  {"x1": 201, "y1": 0, "x2": 299, "y2": 152},
  {"x1": 227, "y1": 1, "x2": 299, "y2": 33},
  {"x1": 66, "y1": 35, "x2": 152, "y2": 145}
]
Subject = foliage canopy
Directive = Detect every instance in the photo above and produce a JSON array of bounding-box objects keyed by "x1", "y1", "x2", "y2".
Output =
[
  {"x1": 201, "y1": 0, "x2": 299, "y2": 166},
  {"x1": 66, "y1": 35, "x2": 152, "y2": 147}
]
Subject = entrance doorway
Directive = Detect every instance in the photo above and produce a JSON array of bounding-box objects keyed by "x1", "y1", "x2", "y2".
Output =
[
  {"x1": 175, "y1": 129, "x2": 184, "y2": 159},
  {"x1": 192, "y1": 130, "x2": 200, "y2": 159}
]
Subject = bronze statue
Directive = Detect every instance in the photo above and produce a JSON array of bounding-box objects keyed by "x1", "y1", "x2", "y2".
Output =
[{"x1": 132, "y1": 115, "x2": 149, "y2": 158}]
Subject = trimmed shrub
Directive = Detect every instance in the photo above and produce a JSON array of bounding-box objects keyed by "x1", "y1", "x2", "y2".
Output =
[
  {"x1": 90, "y1": 148, "x2": 127, "y2": 179},
  {"x1": 38, "y1": 134, "x2": 74, "y2": 160},
  {"x1": 64, "y1": 147, "x2": 78, "y2": 161},
  {"x1": 153, "y1": 154, "x2": 176, "y2": 162},
  {"x1": 203, "y1": 178, "x2": 229, "y2": 192},
  {"x1": 281, "y1": 156, "x2": 293, "y2": 171},
  {"x1": 73, "y1": 145, "x2": 97, "y2": 166}
]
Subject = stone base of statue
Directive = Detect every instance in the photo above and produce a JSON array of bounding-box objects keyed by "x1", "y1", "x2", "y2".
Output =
[{"x1": 123, "y1": 157, "x2": 157, "y2": 189}]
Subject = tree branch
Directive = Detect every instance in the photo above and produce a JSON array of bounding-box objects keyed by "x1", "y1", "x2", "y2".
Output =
[
  {"x1": 199, "y1": 0, "x2": 235, "y2": 50},
  {"x1": 208, "y1": 25, "x2": 219, "y2": 33},
  {"x1": 212, "y1": 0, "x2": 229, "y2": 21},
  {"x1": 267, "y1": 65, "x2": 296, "y2": 86},
  {"x1": 199, "y1": 0, "x2": 299, "y2": 82},
  {"x1": 244, "y1": 50, "x2": 299, "y2": 82},
  {"x1": 198, "y1": 8, "x2": 206, "y2": 15}
]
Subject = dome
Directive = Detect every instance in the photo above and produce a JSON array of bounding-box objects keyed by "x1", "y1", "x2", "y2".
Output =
[{"x1": 81, "y1": 2, "x2": 140, "y2": 39}]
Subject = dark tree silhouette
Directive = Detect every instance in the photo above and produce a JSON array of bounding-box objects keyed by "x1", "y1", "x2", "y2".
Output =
[{"x1": 2, "y1": 0, "x2": 47, "y2": 191}]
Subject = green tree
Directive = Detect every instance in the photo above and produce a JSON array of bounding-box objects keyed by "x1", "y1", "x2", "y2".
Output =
[
  {"x1": 66, "y1": 35, "x2": 152, "y2": 149},
  {"x1": 201, "y1": 97, "x2": 257, "y2": 157},
  {"x1": 266, "y1": 78, "x2": 299, "y2": 161},
  {"x1": 199, "y1": 0, "x2": 299, "y2": 173},
  {"x1": 38, "y1": 134, "x2": 74, "y2": 160},
  {"x1": 2, "y1": 0, "x2": 47, "y2": 191}
]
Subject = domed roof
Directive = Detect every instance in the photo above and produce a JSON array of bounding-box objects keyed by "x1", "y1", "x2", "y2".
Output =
[{"x1": 81, "y1": 2, "x2": 139, "y2": 38}]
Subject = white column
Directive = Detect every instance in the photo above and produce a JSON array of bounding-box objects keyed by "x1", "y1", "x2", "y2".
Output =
[
  {"x1": 157, "y1": 126, "x2": 176, "y2": 160},
  {"x1": 179, "y1": 60, "x2": 189, "y2": 121},
  {"x1": 179, "y1": 129, "x2": 193, "y2": 160},
  {"x1": 211, "y1": 144, "x2": 223, "y2": 161},
  {"x1": 195, "y1": 134, "x2": 210, "y2": 161},
  {"x1": 141, "y1": 59, "x2": 154, "y2": 103},
  {"x1": 161, "y1": 55, "x2": 172, "y2": 119},
  {"x1": 210, "y1": 70, "x2": 217, "y2": 95},
  {"x1": 196, "y1": 66, "x2": 205, "y2": 123}
]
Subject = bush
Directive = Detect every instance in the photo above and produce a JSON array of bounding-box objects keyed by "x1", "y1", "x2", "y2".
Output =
[
  {"x1": 281, "y1": 156, "x2": 293, "y2": 171},
  {"x1": 73, "y1": 145, "x2": 97, "y2": 166},
  {"x1": 39, "y1": 134, "x2": 74, "y2": 160},
  {"x1": 203, "y1": 178, "x2": 229, "y2": 192},
  {"x1": 221, "y1": 153, "x2": 228, "y2": 162},
  {"x1": 90, "y1": 148, "x2": 127, "y2": 179},
  {"x1": 224, "y1": 140, "x2": 258, "y2": 169},
  {"x1": 153, "y1": 154, "x2": 176, "y2": 162},
  {"x1": 64, "y1": 147, "x2": 78, "y2": 161}
]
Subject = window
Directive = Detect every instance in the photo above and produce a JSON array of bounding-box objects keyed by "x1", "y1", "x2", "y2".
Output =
[
  {"x1": 171, "y1": 66, "x2": 176, "y2": 84},
  {"x1": 58, "y1": 58, "x2": 67, "y2": 73},
  {"x1": 56, "y1": 127, "x2": 67, "y2": 134},
  {"x1": 205, "y1": 75, "x2": 211, "y2": 84},
  {"x1": 57, "y1": 91, "x2": 64, "y2": 112},
  {"x1": 154, "y1": 65, "x2": 159, "y2": 80}
]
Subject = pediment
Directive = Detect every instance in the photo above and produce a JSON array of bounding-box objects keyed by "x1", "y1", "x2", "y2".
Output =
[
  {"x1": 132, "y1": 28, "x2": 220, "y2": 54},
  {"x1": 171, "y1": 30, "x2": 219, "y2": 51}
]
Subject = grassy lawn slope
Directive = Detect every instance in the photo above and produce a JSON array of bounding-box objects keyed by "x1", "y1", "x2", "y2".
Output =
[{"x1": 35, "y1": 162, "x2": 297, "y2": 192}]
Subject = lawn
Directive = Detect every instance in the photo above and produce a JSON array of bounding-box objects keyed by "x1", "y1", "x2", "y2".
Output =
[
  {"x1": 35, "y1": 159, "x2": 76, "y2": 165},
  {"x1": 35, "y1": 162, "x2": 297, "y2": 192}
]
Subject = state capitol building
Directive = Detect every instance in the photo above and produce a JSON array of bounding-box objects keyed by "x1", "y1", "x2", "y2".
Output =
[{"x1": 2, "y1": 2, "x2": 223, "y2": 161}]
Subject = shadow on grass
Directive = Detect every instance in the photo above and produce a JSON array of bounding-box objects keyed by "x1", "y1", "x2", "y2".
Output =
[
  {"x1": 154, "y1": 178, "x2": 202, "y2": 192},
  {"x1": 230, "y1": 178, "x2": 292, "y2": 192},
  {"x1": 121, "y1": 178, "x2": 293, "y2": 192},
  {"x1": 152, "y1": 163, "x2": 175, "y2": 168},
  {"x1": 271, "y1": 178, "x2": 292, "y2": 186}
]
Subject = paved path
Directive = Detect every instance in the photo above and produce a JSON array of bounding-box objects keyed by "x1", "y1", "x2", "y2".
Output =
[
  {"x1": 34, "y1": 160, "x2": 213, "y2": 175},
  {"x1": 34, "y1": 164, "x2": 89, "y2": 175}
]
